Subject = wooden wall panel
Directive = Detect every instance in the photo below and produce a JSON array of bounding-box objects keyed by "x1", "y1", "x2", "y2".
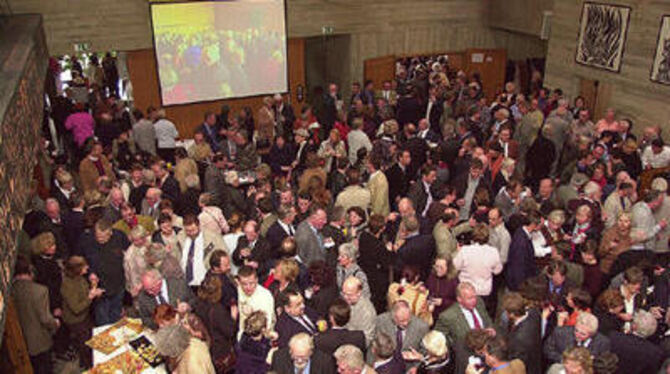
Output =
[
  {"x1": 364, "y1": 56, "x2": 396, "y2": 88},
  {"x1": 544, "y1": 0, "x2": 670, "y2": 131},
  {"x1": 127, "y1": 38, "x2": 305, "y2": 138}
]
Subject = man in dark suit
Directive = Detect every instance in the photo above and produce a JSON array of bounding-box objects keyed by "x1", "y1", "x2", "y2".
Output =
[
  {"x1": 385, "y1": 149, "x2": 412, "y2": 209},
  {"x1": 543, "y1": 312, "x2": 611, "y2": 364},
  {"x1": 418, "y1": 118, "x2": 441, "y2": 144},
  {"x1": 62, "y1": 190, "x2": 85, "y2": 254},
  {"x1": 136, "y1": 269, "x2": 195, "y2": 329},
  {"x1": 276, "y1": 290, "x2": 323, "y2": 348},
  {"x1": 195, "y1": 112, "x2": 221, "y2": 152},
  {"x1": 270, "y1": 332, "x2": 336, "y2": 374},
  {"x1": 502, "y1": 292, "x2": 542, "y2": 374},
  {"x1": 315, "y1": 298, "x2": 366, "y2": 356},
  {"x1": 401, "y1": 124, "x2": 429, "y2": 181},
  {"x1": 452, "y1": 159, "x2": 491, "y2": 219},
  {"x1": 407, "y1": 165, "x2": 437, "y2": 217},
  {"x1": 232, "y1": 220, "x2": 273, "y2": 276},
  {"x1": 395, "y1": 215, "x2": 435, "y2": 279},
  {"x1": 151, "y1": 159, "x2": 180, "y2": 202},
  {"x1": 505, "y1": 210, "x2": 542, "y2": 291},
  {"x1": 273, "y1": 93, "x2": 296, "y2": 137},
  {"x1": 266, "y1": 205, "x2": 297, "y2": 253},
  {"x1": 370, "y1": 332, "x2": 405, "y2": 374},
  {"x1": 609, "y1": 310, "x2": 664, "y2": 374}
]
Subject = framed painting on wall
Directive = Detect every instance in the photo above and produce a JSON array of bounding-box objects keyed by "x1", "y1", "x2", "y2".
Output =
[
  {"x1": 651, "y1": 15, "x2": 670, "y2": 85},
  {"x1": 575, "y1": 2, "x2": 631, "y2": 72}
]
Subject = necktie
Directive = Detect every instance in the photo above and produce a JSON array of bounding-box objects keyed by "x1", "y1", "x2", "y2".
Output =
[
  {"x1": 469, "y1": 309, "x2": 482, "y2": 329},
  {"x1": 301, "y1": 316, "x2": 316, "y2": 335},
  {"x1": 289, "y1": 225, "x2": 294, "y2": 236},
  {"x1": 185, "y1": 238, "x2": 196, "y2": 284},
  {"x1": 396, "y1": 328, "x2": 404, "y2": 354}
]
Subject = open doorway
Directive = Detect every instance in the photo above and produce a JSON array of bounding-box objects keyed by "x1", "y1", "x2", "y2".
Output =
[{"x1": 304, "y1": 34, "x2": 351, "y2": 106}]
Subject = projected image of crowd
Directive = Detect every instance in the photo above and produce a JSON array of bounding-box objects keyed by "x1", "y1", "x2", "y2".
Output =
[
  {"x1": 19, "y1": 44, "x2": 670, "y2": 374},
  {"x1": 155, "y1": 29, "x2": 286, "y2": 104}
]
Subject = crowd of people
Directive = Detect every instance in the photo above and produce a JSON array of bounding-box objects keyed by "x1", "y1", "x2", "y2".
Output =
[{"x1": 13, "y1": 54, "x2": 670, "y2": 374}]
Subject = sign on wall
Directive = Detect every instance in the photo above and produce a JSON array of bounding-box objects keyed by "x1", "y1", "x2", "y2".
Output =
[
  {"x1": 575, "y1": 2, "x2": 631, "y2": 73},
  {"x1": 651, "y1": 15, "x2": 670, "y2": 85}
]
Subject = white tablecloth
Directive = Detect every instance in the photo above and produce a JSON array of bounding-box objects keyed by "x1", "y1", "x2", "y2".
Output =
[{"x1": 92, "y1": 324, "x2": 167, "y2": 373}]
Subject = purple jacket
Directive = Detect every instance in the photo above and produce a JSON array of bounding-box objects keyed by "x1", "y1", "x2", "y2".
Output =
[
  {"x1": 234, "y1": 334, "x2": 271, "y2": 374},
  {"x1": 65, "y1": 112, "x2": 95, "y2": 147}
]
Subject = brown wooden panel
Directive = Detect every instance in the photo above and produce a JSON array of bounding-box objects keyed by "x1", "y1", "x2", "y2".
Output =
[
  {"x1": 364, "y1": 55, "x2": 396, "y2": 87},
  {"x1": 464, "y1": 48, "x2": 507, "y2": 101},
  {"x1": 594, "y1": 82, "x2": 613, "y2": 122},
  {"x1": 579, "y1": 78, "x2": 598, "y2": 116},
  {"x1": 127, "y1": 38, "x2": 306, "y2": 138},
  {"x1": 0, "y1": 301, "x2": 33, "y2": 374}
]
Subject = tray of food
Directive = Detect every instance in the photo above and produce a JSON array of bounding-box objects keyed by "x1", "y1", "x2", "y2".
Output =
[
  {"x1": 86, "y1": 350, "x2": 148, "y2": 374},
  {"x1": 86, "y1": 318, "x2": 144, "y2": 355},
  {"x1": 129, "y1": 336, "x2": 163, "y2": 367}
]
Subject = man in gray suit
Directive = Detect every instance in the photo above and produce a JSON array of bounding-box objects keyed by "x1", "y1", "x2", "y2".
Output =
[
  {"x1": 544, "y1": 312, "x2": 610, "y2": 364},
  {"x1": 631, "y1": 190, "x2": 667, "y2": 251},
  {"x1": 12, "y1": 256, "x2": 60, "y2": 374},
  {"x1": 373, "y1": 299, "x2": 429, "y2": 369},
  {"x1": 136, "y1": 269, "x2": 195, "y2": 329},
  {"x1": 295, "y1": 205, "x2": 328, "y2": 266}
]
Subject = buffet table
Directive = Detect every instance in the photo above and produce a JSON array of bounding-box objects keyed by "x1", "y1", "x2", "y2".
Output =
[{"x1": 89, "y1": 319, "x2": 167, "y2": 374}]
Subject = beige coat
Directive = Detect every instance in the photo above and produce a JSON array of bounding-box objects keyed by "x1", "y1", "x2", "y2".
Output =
[
  {"x1": 368, "y1": 170, "x2": 390, "y2": 217},
  {"x1": 79, "y1": 155, "x2": 115, "y2": 193},
  {"x1": 174, "y1": 158, "x2": 198, "y2": 192},
  {"x1": 335, "y1": 185, "x2": 371, "y2": 213},
  {"x1": 173, "y1": 338, "x2": 215, "y2": 374}
]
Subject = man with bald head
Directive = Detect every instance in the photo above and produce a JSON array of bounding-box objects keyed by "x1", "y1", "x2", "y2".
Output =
[
  {"x1": 136, "y1": 269, "x2": 194, "y2": 329},
  {"x1": 104, "y1": 187, "x2": 125, "y2": 223},
  {"x1": 374, "y1": 300, "x2": 429, "y2": 369},
  {"x1": 141, "y1": 187, "x2": 162, "y2": 219},
  {"x1": 434, "y1": 282, "x2": 494, "y2": 346},
  {"x1": 271, "y1": 332, "x2": 336, "y2": 374},
  {"x1": 342, "y1": 276, "x2": 377, "y2": 345}
]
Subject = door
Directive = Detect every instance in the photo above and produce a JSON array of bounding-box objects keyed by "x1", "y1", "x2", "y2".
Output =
[
  {"x1": 464, "y1": 48, "x2": 507, "y2": 101},
  {"x1": 579, "y1": 78, "x2": 612, "y2": 120}
]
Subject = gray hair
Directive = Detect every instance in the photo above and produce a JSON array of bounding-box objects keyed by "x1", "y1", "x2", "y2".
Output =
[
  {"x1": 371, "y1": 332, "x2": 395, "y2": 359},
  {"x1": 548, "y1": 210, "x2": 566, "y2": 225},
  {"x1": 289, "y1": 333, "x2": 314, "y2": 354},
  {"x1": 583, "y1": 181, "x2": 601, "y2": 197},
  {"x1": 632, "y1": 310, "x2": 657, "y2": 338},
  {"x1": 333, "y1": 344, "x2": 365, "y2": 371},
  {"x1": 185, "y1": 174, "x2": 200, "y2": 189},
  {"x1": 142, "y1": 169, "x2": 156, "y2": 184},
  {"x1": 422, "y1": 330, "x2": 448, "y2": 358},
  {"x1": 338, "y1": 242, "x2": 359, "y2": 260},
  {"x1": 576, "y1": 312, "x2": 599, "y2": 336},
  {"x1": 129, "y1": 225, "x2": 148, "y2": 241},
  {"x1": 154, "y1": 324, "x2": 191, "y2": 358}
]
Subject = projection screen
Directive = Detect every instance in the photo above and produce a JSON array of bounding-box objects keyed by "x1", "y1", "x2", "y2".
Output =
[{"x1": 150, "y1": 0, "x2": 288, "y2": 106}]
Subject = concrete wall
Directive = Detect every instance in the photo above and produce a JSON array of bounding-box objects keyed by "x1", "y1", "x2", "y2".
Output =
[
  {"x1": 8, "y1": 0, "x2": 545, "y2": 79},
  {"x1": 543, "y1": 0, "x2": 670, "y2": 130}
]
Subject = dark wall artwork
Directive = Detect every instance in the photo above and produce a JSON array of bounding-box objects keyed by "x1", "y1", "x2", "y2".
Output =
[
  {"x1": 575, "y1": 2, "x2": 631, "y2": 72},
  {"x1": 651, "y1": 15, "x2": 670, "y2": 85},
  {"x1": 0, "y1": 16, "x2": 48, "y2": 342}
]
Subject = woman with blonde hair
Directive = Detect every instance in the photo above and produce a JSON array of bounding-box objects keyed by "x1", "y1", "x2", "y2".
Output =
[
  {"x1": 547, "y1": 346, "x2": 593, "y2": 374},
  {"x1": 198, "y1": 192, "x2": 229, "y2": 234},
  {"x1": 124, "y1": 224, "x2": 150, "y2": 297},
  {"x1": 268, "y1": 258, "x2": 302, "y2": 310},
  {"x1": 598, "y1": 212, "x2": 632, "y2": 276},
  {"x1": 31, "y1": 232, "x2": 63, "y2": 318},
  {"x1": 388, "y1": 265, "x2": 433, "y2": 325},
  {"x1": 318, "y1": 128, "x2": 347, "y2": 173}
]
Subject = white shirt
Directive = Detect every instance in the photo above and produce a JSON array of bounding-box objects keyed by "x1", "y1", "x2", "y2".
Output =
[
  {"x1": 642, "y1": 145, "x2": 670, "y2": 169},
  {"x1": 453, "y1": 243, "x2": 503, "y2": 296},
  {"x1": 181, "y1": 232, "x2": 207, "y2": 286},
  {"x1": 154, "y1": 118, "x2": 179, "y2": 148},
  {"x1": 277, "y1": 220, "x2": 295, "y2": 236},
  {"x1": 237, "y1": 285, "x2": 275, "y2": 340},
  {"x1": 459, "y1": 305, "x2": 485, "y2": 329},
  {"x1": 155, "y1": 279, "x2": 169, "y2": 305}
]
